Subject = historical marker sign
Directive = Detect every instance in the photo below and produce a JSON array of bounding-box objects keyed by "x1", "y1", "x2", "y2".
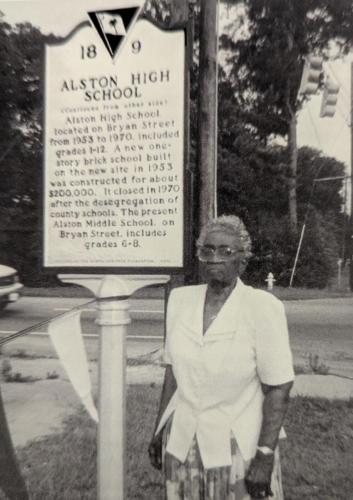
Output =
[{"x1": 44, "y1": 16, "x2": 187, "y2": 271}]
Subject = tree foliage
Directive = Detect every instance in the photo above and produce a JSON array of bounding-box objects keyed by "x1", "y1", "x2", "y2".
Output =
[
  {"x1": 142, "y1": 0, "x2": 172, "y2": 26},
  {"x1": 217, "y1": 125, "x2": 346, "y2": 287},
  {"x1": 221, "y1": 0, "x2": 353, "y2": 139},
  {"x1": 0, "y1": 18, "x2": 58, "y2": 283},
  {"x1": 0, "y1": 19, "x2": 56, "y2": 209}
]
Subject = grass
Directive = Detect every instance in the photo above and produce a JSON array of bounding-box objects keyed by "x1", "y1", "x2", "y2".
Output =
[
  {"x1": 0, "y1": 359, "x2": 40, "y2": 383},
  {"x1": 22, "y1": 283, "x2": 352, "y2": 301},
  {"x1": 9, "y1": 349, "x2": 43, "y2": 360},
  {"x1": 4, "y1": 385, "x2": 352, "y2": 500},
  {"x1": 294, "y1": 354, "x2": 331, "y2": 376},
  {"x1": 282, "y1": 397, "x2": 353, "y2": 499}
]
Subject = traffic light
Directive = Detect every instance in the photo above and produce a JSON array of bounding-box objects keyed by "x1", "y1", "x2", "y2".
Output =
[
  {"x1": 320, "y1": 76, "x2": 340, "y2": 117},
  {"x1": 298, "y1": 55, "x2": 323, "y2": 96}
]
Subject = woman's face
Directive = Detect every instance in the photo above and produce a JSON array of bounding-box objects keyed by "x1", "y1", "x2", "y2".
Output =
[{"x1": 199, "y1": 230, "x2": 244, "y2": 289}]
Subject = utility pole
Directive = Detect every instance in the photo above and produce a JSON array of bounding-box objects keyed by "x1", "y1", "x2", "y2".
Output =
[
  {"x1": 197, "y1": 0, "x2": 219, "y2": 229},
  {"x1": 168, "y1": 0, "x2": 190, "y2": 287},
  {"x1": 348, "y1": 63, "x2": 353, "y2": 291}
]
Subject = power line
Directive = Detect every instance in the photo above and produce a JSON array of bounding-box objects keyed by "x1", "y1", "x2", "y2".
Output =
[{"x1": 313, "y1": 175, "x2": 348, "y2": 182}]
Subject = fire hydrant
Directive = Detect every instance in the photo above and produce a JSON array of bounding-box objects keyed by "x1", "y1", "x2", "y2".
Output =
[{"x1": 265, "y1": 272, "x2": 276, "y2": 291}]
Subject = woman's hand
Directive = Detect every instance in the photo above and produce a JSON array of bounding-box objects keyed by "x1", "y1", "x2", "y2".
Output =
[
  {"x1": 148, "y1": 432, "x2": 163, "y2": 470},
  {"x1": 245, "y1": 450, "x2": 274, "y2": 498},
  {"x1": 245, "y1": 381, "x2": 292, "y2": 498}
]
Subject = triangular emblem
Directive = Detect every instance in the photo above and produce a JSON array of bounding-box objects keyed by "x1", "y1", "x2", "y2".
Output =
[{"x1": 88, "y1": 7, "x2": 141, "y2": 59}]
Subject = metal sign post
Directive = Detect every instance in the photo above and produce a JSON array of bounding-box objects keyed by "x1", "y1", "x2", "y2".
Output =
[
  {"x1": 59, "y1": 273, "x2": 169, "y2": 499},
  {"x1": 96, "y1": 277, "x2": 130, "y2": 500}
]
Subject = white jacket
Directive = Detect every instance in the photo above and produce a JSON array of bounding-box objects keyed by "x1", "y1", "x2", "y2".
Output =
[{"x1": 156, "y1": 279, "x2": 294, "y2": 469}]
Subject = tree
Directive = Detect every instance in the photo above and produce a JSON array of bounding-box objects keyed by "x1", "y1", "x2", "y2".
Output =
[
  {"x1": 221, "y1": 0, "x2": 353, "y2": 233},
  {"x1": 217, "y1": 132, "x2": 346, "y2": 286},
  {"x1": 296, "y1": 146, "x2": 345, "y2": 220},
  {"x1": 0, "y1": 20, "x2": 55, "y2": 208},
  {"x1": 142, "y1": 0, "x2": 172, "y2": 26},
  {"x1": 0, "y1": 18, "x2": 58, "y2": 283}
]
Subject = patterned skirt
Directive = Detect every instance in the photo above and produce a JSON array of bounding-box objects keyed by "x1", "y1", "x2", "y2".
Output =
[{"x1": 162, "y1": 419, "x2": 284, "y2": 500}]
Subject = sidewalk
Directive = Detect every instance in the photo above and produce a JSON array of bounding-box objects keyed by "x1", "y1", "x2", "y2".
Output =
[
  {"x1": 1, "y1": 355, "x2": 164, "y2": 448},
  {"x1": 292, "y1": 373, "x2": 353, "y2": 399}
]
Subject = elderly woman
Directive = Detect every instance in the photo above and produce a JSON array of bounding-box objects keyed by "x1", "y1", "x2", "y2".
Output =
[{"x1": 149, "y1": 215, "x2": 294, "y2": 500}]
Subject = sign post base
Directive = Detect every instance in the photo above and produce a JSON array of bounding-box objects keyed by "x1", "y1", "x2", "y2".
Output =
[{"x1": 58, "y1": 273, "x2": 170, "y2": 500}]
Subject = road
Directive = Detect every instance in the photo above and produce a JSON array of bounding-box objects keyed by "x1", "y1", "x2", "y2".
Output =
[
  {"x1": 0, "y1": 295, "x2": 353, "y2": 377},
  {"x1": 284, "y1": 297, "x2": 353, "y2": 378},
  {"x1": 0, "y1": 296, "x2": 164, "y2": 360}
]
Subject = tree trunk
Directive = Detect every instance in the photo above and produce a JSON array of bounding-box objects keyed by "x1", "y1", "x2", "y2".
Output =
[
  {"x1": 288, "y1": 113, "x2": 298, "y2": 234},
  {"x1": 347, "y1": 63, "x2": 353, "y2": 292},
  {"x1": 197, "y1": 0, "x2": 219, "y2": 229}
]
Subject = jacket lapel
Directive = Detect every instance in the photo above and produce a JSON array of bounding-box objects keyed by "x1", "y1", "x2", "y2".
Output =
[
  {"x1": 173, "y1": 280, "x2": 245, "y2": 345},
  {"x1": 177, "y1": 284, "x2": 207, "y2": 346},
  {"x1": 204, "y1": 279, "x2": 245, "y2": 342}
]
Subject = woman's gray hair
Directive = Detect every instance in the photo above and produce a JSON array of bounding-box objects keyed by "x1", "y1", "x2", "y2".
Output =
[{"x1": 197, "y1": 215, "x2": 252, "y2": 261}]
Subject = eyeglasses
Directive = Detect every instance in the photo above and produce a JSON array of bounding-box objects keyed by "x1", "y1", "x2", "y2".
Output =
[{"x1": 196, "y1": 245, "x2": 242, "y2": 262}]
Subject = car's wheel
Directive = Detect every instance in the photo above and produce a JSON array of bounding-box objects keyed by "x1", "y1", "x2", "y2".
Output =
[{"x1": 0, "y1": 302, "x2": 7, "y2": 312}]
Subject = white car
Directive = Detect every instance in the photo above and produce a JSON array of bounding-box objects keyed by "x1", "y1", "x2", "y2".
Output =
[{"x1": 0, "y1": 264, "x2": 23, "y2": 311}]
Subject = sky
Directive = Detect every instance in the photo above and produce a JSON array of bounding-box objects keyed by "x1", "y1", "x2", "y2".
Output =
[
  {"x1": 297, "y1": 56, "x2": 352, "y2": 214},
  {"x1": 297, "y1": 58, "x2": 352, "y2": 173},
  {"x1": 1, "y1": 0, "x2": 352, "y2": 211}
]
